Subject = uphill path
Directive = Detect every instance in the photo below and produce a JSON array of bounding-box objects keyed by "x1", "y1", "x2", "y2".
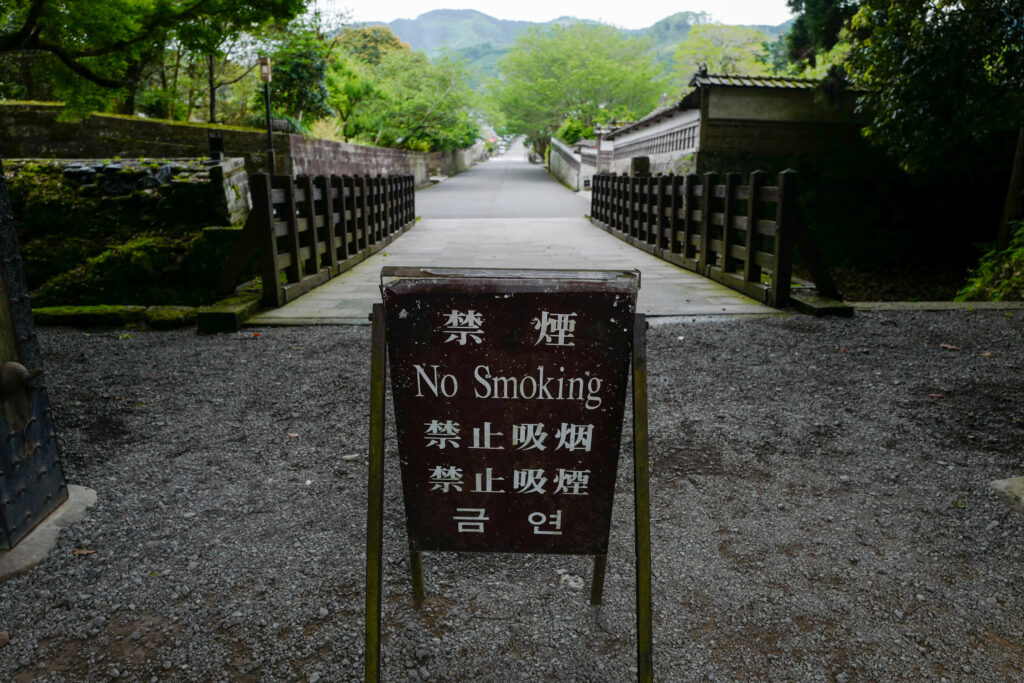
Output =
[{"x1": 249, "y1": 139, "x2": 773, "y2": 325}]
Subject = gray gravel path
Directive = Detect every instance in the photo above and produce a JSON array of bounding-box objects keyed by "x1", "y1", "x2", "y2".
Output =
[{"x1": 1, "y1": 310, "x2": 1022, "y2": 681}]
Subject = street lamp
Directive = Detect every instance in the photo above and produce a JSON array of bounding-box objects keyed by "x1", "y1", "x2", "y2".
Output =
[{"x1": 259, "y1": 56, "x2": 275, "y2": 175}]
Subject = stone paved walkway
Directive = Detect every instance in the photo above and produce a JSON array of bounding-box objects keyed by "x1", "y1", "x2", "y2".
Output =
[{"x1": 249, "y1": 146, "x2": 774, "y2": 325}]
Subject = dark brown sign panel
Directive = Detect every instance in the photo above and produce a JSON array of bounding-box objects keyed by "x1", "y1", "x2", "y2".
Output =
[{"x1": 382, "y1": 267, "x2": 638, "y2": 555}]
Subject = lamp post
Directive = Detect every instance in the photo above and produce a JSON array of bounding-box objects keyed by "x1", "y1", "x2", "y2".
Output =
[{"x1": 259, "y1": 57, "x2": 275, "y2": 175}]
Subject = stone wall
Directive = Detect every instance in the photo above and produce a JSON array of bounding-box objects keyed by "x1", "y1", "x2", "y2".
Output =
[
  {"x1": 0, "y1": 103, "x2": 284, "y2": 173},
  {"x1": 288, "y1": 136, "x2": 433, "y2": 186},
  {"x1": 0, "y1": 102, "x2": 484, "y2": 188}
]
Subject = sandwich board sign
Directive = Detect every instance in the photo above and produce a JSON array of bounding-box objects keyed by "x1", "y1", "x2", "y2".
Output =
[{"x1": 365, "y1": 267, "x2": 652, "y2": 681}]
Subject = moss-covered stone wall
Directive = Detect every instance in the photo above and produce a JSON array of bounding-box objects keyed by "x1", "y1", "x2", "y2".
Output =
[
  {"x1": 5, "y1": 158, "x2": 251, "y2": 307},
  {"x1": 0, "y1": 102, "x2": 485, "y2": 186}
]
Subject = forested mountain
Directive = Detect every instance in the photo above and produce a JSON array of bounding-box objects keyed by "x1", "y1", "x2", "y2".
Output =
[{"x1": 361, "y1": 10, "x2": 792, "y2": 86}]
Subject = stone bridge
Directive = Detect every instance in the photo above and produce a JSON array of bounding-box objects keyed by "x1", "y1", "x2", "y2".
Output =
[{"x1": 250, "y1": 139, "x2": 775, "y2": 325}]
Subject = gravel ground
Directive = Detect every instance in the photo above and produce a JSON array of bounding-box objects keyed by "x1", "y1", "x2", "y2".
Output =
[{"x1": 1, "y1": 310, "x2": 1022, "y2": 682}]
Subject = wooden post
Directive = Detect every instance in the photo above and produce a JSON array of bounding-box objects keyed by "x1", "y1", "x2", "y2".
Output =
[
  {"x1": 251, "y1": 174, "x2": 283, "y2": 308},
  {"x1": 365, "y1": 304, "x2": 387, "y2": 682},
  {"x1": 699, "y1": 173, "x2": 718, "y2": 275},
  {"x1": 771, "y1": 170, "x2": 797, "y2": 308},
  {"x1": 332, "y1": 176, "x2": 349, "y2": 263},
  {"x1": 297, "y1": 175, "x2": 319, "y2": 277},
  {"x1": 590, "y1": 553, "x2": 607, "y2": 606},
  {"x1": 721, "y1": 172, "x2": 740, "y2": 277},
  {"x1": 410, "y1": 550, "x2": 425, "y2": 607},
  {"x1": 669, "y1": 175, "x2": 683, "y2": 255},
  {"x1": 343, "y1": 175, "x2": 357, "y2": 254},
  {"x1": 318, "y1": 175, "x2": 339, "y2": 275},
  {"x1": 354, "y1": 175, "x2": 367, "y2": 252},
  {"x1": 744, "y1": 171, "x2": 765, "y2": 285},
  {"x1": 384, "y1": 176, "x2": 394, "y2": 238},
  {"x1": 633, "y1": 313, "x2": 653, "y2": 683},
  {"x1": 283, "y1": 175, "x2": 302, "y2": 284},
  {"x1": 656, "y1": 175, "x2": 669, "y2": 251}
]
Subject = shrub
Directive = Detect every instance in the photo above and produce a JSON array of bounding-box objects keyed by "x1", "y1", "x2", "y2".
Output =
[{"x1": 956, "y1": 221, "x2": 1024, "y2": 301}]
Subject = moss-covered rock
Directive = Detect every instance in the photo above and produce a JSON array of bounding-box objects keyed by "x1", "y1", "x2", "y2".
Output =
[
  {"x1": 6, "y1": 160, "x2": 248, "y2": 305},
  {"x1": 144, "y1": 305, "x2": 198, "y2": 330},
  {"x1": 32, "y1": 305, "x2": 146, "y2": 327},
  {"x1": 196, "y1": 289, "x2": 262, "y2": 333}
]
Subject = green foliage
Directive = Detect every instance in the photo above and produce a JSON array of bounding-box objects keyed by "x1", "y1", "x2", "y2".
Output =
[
  {"x1": 491, "y1": 23, "x2": 663, "y2": 154},
  {"x1": 555, "y1": 118, "x2": 593, "y2": 146},
  {"x1": 270, "y1": 18, "x2": 334, "y2": 123},
  {"x1": 956, "y1": 222, "x2": 1024, "y2": 302},
  {"x1": 338, "y1": 26, "x2": 409, "y2": 66},
  {"x1": 785, "y1": 0, "x2": 858, "y2": 66},
  {"x1": 347, "y1": 50, "x2": 480, "y2": 151},
  {"x1": 845, "y1": 0, "x2": 1024, "y2": 174},
  {"x1": 0, "y1": 0, "x2": 306, "y2": 116},
  {"x1": 673, "y1": 24, "x2": 774, "y2": 85}
]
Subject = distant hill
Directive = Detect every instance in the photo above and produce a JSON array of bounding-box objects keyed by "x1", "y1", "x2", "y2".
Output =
[
  {"x1": 357, "y1": 9, "x2": 793, "y2": 90},
  {"x1": 385, "y1": 9, "x2": 535, "y2": 54}
]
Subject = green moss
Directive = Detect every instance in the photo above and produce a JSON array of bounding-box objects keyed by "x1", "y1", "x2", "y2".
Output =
[
  {"x1": 956, "y1": 221, "x2": 1024, "y2": 301},
  {"x1": 32, "y1": 235, "x2": 193, "y2": 307},
  {"x1": 32, "y1": 305, "x2": 146, "y2": 327},
  {"x1": 144, "y1": 306, "x2": 198, "y2": 329},
  {"x1": 196, "y1": 289, "x2": 262, "y2": 333}
]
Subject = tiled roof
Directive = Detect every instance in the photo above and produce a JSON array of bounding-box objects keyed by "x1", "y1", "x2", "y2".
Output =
[
  {"x1": 689, "y1": 73, "x2": 819, "y2": 89},
  {"x1": 601, "y1": 104, "x2": 687, "y2": 140},
  {"x1": 602, "y1": 73, "x2": 824, "y2": 139}
]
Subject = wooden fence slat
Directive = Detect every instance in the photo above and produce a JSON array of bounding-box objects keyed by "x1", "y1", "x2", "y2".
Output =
[
  {"x1": 656, "y1": 176, "x2": 669, "y2": 251},
  {"x1": 252, "y1": 174, "x2": 283, "y2": 308},
  {"x1": 722, "y1": 173, "x2": 739, "y2": 277},
  {"x1": 283, "y1": 176, "x2": 302, "y2": 284},
  {"x1": 297, "y1": 175, "x2": 319, "y2": 277},
  {"x1": 670, "y1": 175, "x2": 683, "y2": 255},
  {"x1": 318, "y1": 175, "x2": 339, "y2": 274},
  {"x1": 744, "y1": 171, "x2": 765, "y2": 285},
  {"x1": 699, "y1": 172, "x2": 717, "y2": 274},
  {"x1": 770, "y1": 170, "x2": 797, "y2": 308},
  {"x1": 356, "y1": 176, "x2": 369, "y2": 252}
]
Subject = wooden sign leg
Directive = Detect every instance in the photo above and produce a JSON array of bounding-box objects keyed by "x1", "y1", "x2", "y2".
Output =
[
  {"x1": 410, "y1": 550, "x2": 425, "y2": 607},
  {"x1": 590, "y1": 554, "x2": 608, "y2": 605},
  {"x1": 632, "y1": 313, "x2": 653, "y2": 682},
  {"x1": 365, "y1": 304, "x2": 387, "y2": 683}
]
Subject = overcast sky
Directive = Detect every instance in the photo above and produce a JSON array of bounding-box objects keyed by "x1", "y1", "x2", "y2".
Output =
[{"x1": 313, "y1": 1, "x2": 795, "y2": 30}]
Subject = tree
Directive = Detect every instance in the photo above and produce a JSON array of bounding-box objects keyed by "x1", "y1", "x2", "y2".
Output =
[
  {"x1": 491, "y1": 24, "x2": 663, "y2": 157},
  {"x1": 338, "y1": 26, "x2": 409, "y2": 66},
  {"x1": 673, "y1": 24, "x2": 773, "y2": 84},
  {"x1": 350, "y1": 50, "x2": 479, "y2": 151},
  {"x1": 785, "y1": 0, "x2": 859, "y2": 66},
  {"x1": 844, "y1": 0, "x2": 1024, "y2": 247},
  {"x1": 0, "y1": 0, "x2": 305, "y2": 114},
  {"x1": 270, "y1": 18, "x2": 335, "y2": 124}
]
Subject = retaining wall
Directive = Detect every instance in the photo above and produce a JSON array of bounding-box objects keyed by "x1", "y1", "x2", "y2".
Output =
[
  {"x1": 548, "y1": 138, "x2": 580, "y2": 191},
  {"x1": 0, "y1": 102, "x2": 485, "y2": 188}
]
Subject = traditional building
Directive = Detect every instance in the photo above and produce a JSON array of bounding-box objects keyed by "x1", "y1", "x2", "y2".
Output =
[{"x1": 592, "y1": 72, "x2": 865, "y2": 177}]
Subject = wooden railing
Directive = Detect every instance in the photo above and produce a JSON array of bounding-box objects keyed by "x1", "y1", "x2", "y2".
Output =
[
  {"x1": 590, "y1": 170, "x2": 797, "y2": 308},
  {"x1": 249, "y1": 173, "x2": 415, "y2": 307}
]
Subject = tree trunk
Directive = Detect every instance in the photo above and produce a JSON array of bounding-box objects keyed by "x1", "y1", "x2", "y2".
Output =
[
  {"x1": 207, "y1": 54, "x2": 217, "y2": 124},
  {"x1": 997, "y1": 125, "x2": 1024, "y2": 249},
  {"x1": 18, "y1": 56, "x2": 34, "y2": 100},
  {"x1": 117, "y1": 84, "x2": 137, "y2": 115}
]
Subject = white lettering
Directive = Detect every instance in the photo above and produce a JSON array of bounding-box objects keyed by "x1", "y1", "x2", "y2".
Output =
[{"x1": 414, "y1": 364, "x2": 458, "y2": 398}]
